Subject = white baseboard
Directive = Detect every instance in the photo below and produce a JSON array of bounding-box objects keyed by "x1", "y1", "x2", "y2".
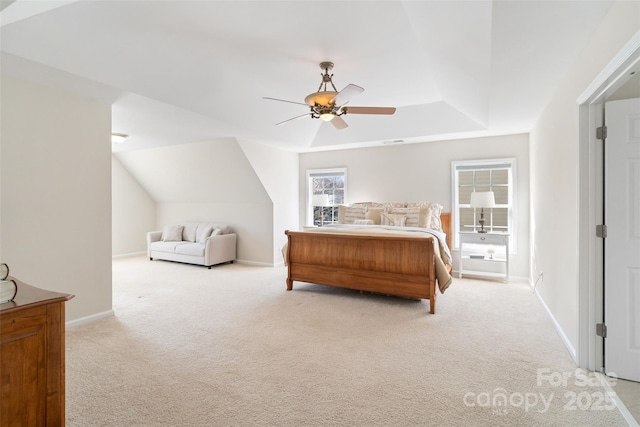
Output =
[
  {"x1": 451, "y1": 270, "x2": 529, "y2": 283},
  {"x1": 112, "y1": 251, "x2": 146, "y2": 259},
  {"x1": 234, "y1": 259, "x2": 285, "y2": 267},
  {"x1": 534, "y1": 288, "x2": 577, "y2": 363},
  {"x1": 66, "y1": 309, "x2": 114, "y2": 329}
]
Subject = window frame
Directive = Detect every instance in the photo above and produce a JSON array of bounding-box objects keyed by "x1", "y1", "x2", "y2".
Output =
[
  {"x1": 451, "y1": 158, "x2": 516, "y2": 253},
  {"x1": 306, "y1": 168, "x2": 347, "y2": 226}
]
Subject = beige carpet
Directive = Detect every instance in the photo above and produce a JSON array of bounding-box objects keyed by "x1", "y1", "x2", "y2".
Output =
[{"x1": 66, "y1": 256, "x2": 628, "y2": 426}]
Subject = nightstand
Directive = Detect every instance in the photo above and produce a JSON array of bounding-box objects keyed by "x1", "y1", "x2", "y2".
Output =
[{"x1": 459, "y1": 232, "x2": 509, "y2": 281}]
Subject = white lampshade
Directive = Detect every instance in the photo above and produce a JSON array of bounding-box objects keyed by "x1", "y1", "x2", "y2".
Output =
[
  {"x1": 470, "y1": 191, "x2": 495, "y2": 208},
  {"x1": 312, "y1": 194, "x2": 330, "y2": 206}
]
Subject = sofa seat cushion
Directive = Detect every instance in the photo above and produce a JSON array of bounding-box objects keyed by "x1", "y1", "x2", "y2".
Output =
[
  {"x1": 174, "y1": 242, "x2": 205, "y2": 257},
  {"x1": 149, "y1": 241, "x2": 190, "y2": 253}
]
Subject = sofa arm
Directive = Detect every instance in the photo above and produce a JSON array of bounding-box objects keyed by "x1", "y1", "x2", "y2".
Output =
[
  {"x1": 147, "y1": 230, "x2": 162, "y2": 244},
  {"x1": 204, "y1": 233, "x2": 237, "y2": 266},
  {"x1": 147, "y1": 231, "x2": 162, "y2": 257}
]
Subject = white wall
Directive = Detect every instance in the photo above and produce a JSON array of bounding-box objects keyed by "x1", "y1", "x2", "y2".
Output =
[
  {"x1": 115, "y1": 139, "x2": 275, "y2": 264},
  {"x1": 530, "y1": 0, "x2": 639, "y2": 355},
  {"x1": 238, "y1": 139, "x2": 299, "y2": 265},
  {"x1": 0, "y1": 75, "x2": 112, "y2": 322},
  {"x1": 299, "y1": 133, "x2": 530, "y2": 278},
  {"x1": 112, "y1": 155, "x2": 156, "y2": 255}
]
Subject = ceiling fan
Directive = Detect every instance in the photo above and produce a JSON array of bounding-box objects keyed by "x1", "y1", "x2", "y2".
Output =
[{"x1": 264, "y1": 62, "x2": 396, "y2": 130}]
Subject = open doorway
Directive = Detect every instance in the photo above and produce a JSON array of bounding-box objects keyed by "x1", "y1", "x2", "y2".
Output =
[{"x1": 577, "y1": 33, "x2": 640, "y2": 423}]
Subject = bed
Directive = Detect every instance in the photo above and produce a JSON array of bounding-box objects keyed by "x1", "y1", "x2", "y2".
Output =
[{"x1": 284, "y1": 212, "x2": 452, "y2": 314}]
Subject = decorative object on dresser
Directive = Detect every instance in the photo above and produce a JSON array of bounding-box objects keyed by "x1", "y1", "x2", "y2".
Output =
[
  {"x1": 469, "y1": 191, "x2": 495, "y2": 233},
  {"x1": 0, "y1": 279, "x2": 73, "y2": 425},
  {"x1": 147, "y1": 222, "x2": 237, "y2": 268},
  {"x1": 0, "y1": 263, "x2": 17, "y2": 303},
  {"x1": 284, "y1": 201, "x2": 453, "y2": 314}
]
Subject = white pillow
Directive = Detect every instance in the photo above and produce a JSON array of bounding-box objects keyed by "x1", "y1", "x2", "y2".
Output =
[
  {"x1": 197, "y1": 226, "x2": 214, "y2": 243},
  {"x1": 182, "y1": 223, "x2": 198, "y2": 242},
  {"x1": 389, "y1": 207, "x2": 421, "y2": 227},
  {"x1": 365, "y1": 207, "x2": 385, "y2": 225},
  {"x1": 337, "y1": 205, "x2": 366, "y2": 224},
  {"x1": 162, "y1": 225, "x2": 184, "y2": 242},
  {"x1": 418, "y1": 206, "x2": 434, "y2": 228},
  {"x1": 380, "y1": 213, "x2": 407, "y2": 227}
]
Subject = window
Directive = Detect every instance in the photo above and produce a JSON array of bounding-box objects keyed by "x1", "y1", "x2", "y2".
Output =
[
  {"x1": 306, "y1": 168, "x2": 346, "y2": 226},
  {"x1": 452, "y1": 159, "x2": 516, "y2": 250}
]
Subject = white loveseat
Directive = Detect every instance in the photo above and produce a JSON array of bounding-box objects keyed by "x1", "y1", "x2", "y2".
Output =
[{"x1": 147, "y1": 222, "x2": 236, "y2": 268}]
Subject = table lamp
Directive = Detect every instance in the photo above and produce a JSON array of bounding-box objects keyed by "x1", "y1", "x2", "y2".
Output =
[
  {"x1": 470, "y1": 191, "x2": 495, "y2": 233},
  {"x1": 312, "y1": 194, "x2": 331, "y2": 226}
]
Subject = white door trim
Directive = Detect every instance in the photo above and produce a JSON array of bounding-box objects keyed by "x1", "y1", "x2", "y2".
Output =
[{"x1": 577, "y1": 31, "x2": 640, "y2": 371}]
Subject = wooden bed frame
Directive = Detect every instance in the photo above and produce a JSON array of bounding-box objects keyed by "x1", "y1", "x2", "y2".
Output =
[{"x1": 285, "y1": 213, "x2": 451, "y2": 314}]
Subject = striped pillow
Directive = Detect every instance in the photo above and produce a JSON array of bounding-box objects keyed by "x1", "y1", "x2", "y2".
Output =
[{"x1": 380, "y1": 213, "x2": 407, "y2": 227}]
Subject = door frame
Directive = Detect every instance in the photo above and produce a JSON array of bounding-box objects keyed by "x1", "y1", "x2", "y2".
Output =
[{"x1": 577, "y1": 31, "x2": 640, "y2": 372}]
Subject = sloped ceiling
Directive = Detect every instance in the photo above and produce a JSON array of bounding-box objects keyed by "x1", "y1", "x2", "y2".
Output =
[
  {"x1": 117, "y1": 138, "x2": 271, "y2": 203},
  {"x1": 0, "y1": 0, "x2": 615, "y2": 153},
  {"x1": 115, "y1": 139, "x2": 271, "y2": 205}
]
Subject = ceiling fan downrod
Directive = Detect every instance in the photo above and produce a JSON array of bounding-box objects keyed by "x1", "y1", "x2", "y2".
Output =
[{"x1": 317, "y1": 61, "x2": 338, "y2": 93}]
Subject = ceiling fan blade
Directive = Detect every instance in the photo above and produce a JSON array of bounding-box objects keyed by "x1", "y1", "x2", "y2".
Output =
[
  {"x1": 331, "y1": 84, "x2": 364, "y2": 106},
  {"x1": 330, "y1": 115, "x2": 348, "y2": 130},
  {"x1": 343, "y1": 106, "x2": 396, "y2": 115},
  {"x1": 275, "y1": 113, "x2": 311, "y2": 126},
  {"x1": 263, "y1": 97, "x2": 308, "y2": 107}
]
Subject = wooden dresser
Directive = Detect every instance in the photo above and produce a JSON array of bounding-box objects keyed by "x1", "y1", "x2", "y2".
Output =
[{"x1": 0, "y1": 279, "x2": 73, "y2": 426}]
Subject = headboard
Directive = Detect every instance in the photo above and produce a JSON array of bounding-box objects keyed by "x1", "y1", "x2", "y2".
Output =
[{"x1": 441, "y1": 212, "x2": 452, "y2": 250}]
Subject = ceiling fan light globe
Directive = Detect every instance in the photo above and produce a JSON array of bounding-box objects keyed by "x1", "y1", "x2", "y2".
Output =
[
  {"x1": 304, "y1": 91, "x2": 337, "y2": 107},
  {"x1": 319, "y1": 113, "x2": 335, "y2": 122}
]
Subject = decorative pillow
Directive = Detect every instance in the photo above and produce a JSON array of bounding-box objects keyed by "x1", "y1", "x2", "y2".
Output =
[
  {"x1": 418, "y1": 206, "x2": 434, "y2": 228},
  {"x1": 211, "y1": 228, "x2": 222, "y2": 236},
  {"x1": 353, "y1": 219, "x2": 375, "y2": 225},
  {"x1": 406, "y1": 202, "x2": 443, "y2": 231},
  {"x1": 430, "y1": 214, "x2": 442, "y2": 231},
  {"x1": 162, "y1": 225, "x2": 184, "y2": 242},
  {"x1": 380, "y1": 213, "x2": 407, "y2": 227},
  {"x1": 389, "y1": 207, "x2": 421, "y2": 227},
  {"x1": 182, "y1": 223, "x2": 198, "y2": 242},
  {"x1": 365, "y1": 207, "x2": 385, "y2": 225},
  {"x1": 197, "y1": 226, "x2": 214, "y2": 244},
  {"x1": 383, "y1": 202, "x2": 408, "y2": 208},
  {"x1": 337, "y1": 205, "x2": 367, "y2": 224}
]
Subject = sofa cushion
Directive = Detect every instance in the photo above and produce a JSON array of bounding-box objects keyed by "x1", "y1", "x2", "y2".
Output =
[
  {"x1": 197, "y1": 226, "x2": 213, "y2": 243},
  {"x1": 150, "y1": 241, "x2": 190, "y2": 253},
  {"x1": 174, "y1": 243, "x2": 205, "y2": 257},
  {"x1": 162, "y1": 225, "x2": 184, "y2": 242},
  {"x1": 182, "y1": 223, "x2": 198, "y2": 242}
]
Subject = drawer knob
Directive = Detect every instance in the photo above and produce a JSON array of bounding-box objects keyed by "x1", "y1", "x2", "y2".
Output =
[{"x1": 480, "y1": 237, "x2": 485, "y2": 240}]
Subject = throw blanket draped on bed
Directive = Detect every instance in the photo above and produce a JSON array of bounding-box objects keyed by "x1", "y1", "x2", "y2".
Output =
[{"x1": 283, "y1": 224, "x2": 453, "y2": 293}]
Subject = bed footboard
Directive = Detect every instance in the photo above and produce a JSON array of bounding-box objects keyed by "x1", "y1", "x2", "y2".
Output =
[{"x1": 284, "y1": 230, "x2": 438, "y2": 313}]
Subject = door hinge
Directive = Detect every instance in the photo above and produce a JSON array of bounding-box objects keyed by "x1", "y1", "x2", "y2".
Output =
[
  {"x1": 596, "y1": 126, "x2": 607, "y2": 140},
  {"x1": 596, "y1": 224, "x2": 607, "y2": 238},
  {"x1": 596, "y1": 323, "x2": 607, "y2": 338}
]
